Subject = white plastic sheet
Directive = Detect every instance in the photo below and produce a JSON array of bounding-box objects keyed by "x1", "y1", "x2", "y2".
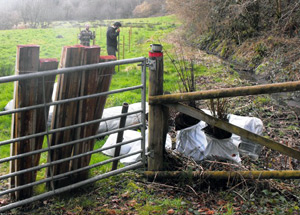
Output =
[
  {"x1": 205, "y1": 135, "x2": 241, "y2": 163},
  {"x1": 98, "y1": 102, "x2": 149, "y2": 133},
  {"x1": 229, "y1": 114, "x2": 263, "y2": 159},
  {"x1": 4, "y1": 99, "x2": 13, "y2": 111},
  {"x1": 176, "y1": 121, "x2": 208, "y2": 161},
  {"x1": 176, "y1": 110, "x2": 264, "y2": 163},
  {"x1": 102, "y1": 129, "x2": 172, "y2": 165}
]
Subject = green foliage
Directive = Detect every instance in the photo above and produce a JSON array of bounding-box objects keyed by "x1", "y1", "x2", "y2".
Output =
[
  {"x1": 255, "y1": 43, "x2": 268, "y2": 57},
  {"x1": 253, "y1": 96, "x2": 271, "y2": 105}
]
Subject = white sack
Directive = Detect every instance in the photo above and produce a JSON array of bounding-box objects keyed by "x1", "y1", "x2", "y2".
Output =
[
  {"x1": 101, "y1": 130, "x2": 140, "y2": 156},
  {"x1": 204, "y1": 135, "x2": 241, "y2": 163},
  {"x1": 98, "y1": 102, "x2": 149, "y2": 133},
  {"x1": 102, "y1": 129, "x2": 172, "y2": 165},
  {"x1": 228, "y1": 114, "x2": 263, "y2": 159},
  {"x1": 176, "y1": 110, "x2": 264, "y2": 163},
  {"x1": 176, "y1": 121, "x2": 208, "y2": 161}
]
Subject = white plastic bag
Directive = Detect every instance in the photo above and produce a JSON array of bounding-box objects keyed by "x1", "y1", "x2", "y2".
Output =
[
  {"x1": 176, "y1": 110, "x2": 264, "y2": 163},
  {"x1": 176, "y1": 121, "x2": 208, "y2": 161},
  {"x1": 204, "y1": 135, "x2": 241, "y2": 163},
  {"x1": 101, "y1": 130, "x2": 140, "y2": 156},
  {"x1": 98, "y1": 102, "x2": 149, "y2": 133},
  {"x1": 229, "y1": 114, "x2": 263, "y2": 159},
  {"x1": 102, "y1": 129, "x2": 172, "y2": 165}
]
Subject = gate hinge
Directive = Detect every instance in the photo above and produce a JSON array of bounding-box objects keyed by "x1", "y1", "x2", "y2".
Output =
[{"x1": 145, "y1": 150, "x2": 154, "y2": 158}]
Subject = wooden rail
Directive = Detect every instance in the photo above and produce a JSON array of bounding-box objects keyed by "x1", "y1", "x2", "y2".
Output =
[
  {"x1": 149, "y1": 81, "x2": 300, "y2": 105},
  {"x1": 144, "y1": 170, "x2": 300, "y2": 180}
]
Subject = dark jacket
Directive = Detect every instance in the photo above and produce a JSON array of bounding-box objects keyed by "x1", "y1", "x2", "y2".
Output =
[{"x1": 106, "y1": 26, "x2": 119, "y2": 48}]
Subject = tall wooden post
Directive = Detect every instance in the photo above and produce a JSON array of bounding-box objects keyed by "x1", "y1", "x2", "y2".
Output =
[
  {"x1": 128, "y1": 27, "x2": 131, "y2": 52},
  {"x1": 118, "y1": 34, "x2": 120, "y2": 72},
  {"x1": 48, "y1": 45, "x2": 85, "y2": 188},
  {"x1": 123, "y1": 35, "x2": 125, "y2": 59},
  {"x1": 10, "y1": 45, "x2": 40, "y2": 199},
  {"x1": 148, "y1": 47, "x2": 168, "y2": 171},
  {"x1": 70, "y1": 46, "x2": 101, "y2": 182},
  {"x1": 33, "y1": 59, "x2": 58, "y2": 176}
]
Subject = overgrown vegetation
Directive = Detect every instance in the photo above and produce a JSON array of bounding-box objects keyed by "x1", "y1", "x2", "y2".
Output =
[{"x1": 167, "y1": 0, "x2": 300, "y2": 82}]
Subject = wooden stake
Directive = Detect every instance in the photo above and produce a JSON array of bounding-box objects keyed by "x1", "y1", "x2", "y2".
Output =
[
  {"x1": 148, "y1": 50, "x2": 169, "y2": 171},
  {"x1": 48, "y1": 45, "x2": 85, "y2": 188},
  {"x1": 123, "y1": 35, "x2": 125, "y2": 59},
  {"x1": 99, "y1": 27, "x2": 101, "y2": 43},
  {"x1": 11, "y1": 45, "x2": 40, "y2": 200},
  {"x1": 128, "y1": 27, "x2": 131, "y2": 52},
  {"x1": 70, "y1": 46, "x2": 101, "y2": 182},
  {"x1": 111, "y1": 103, "x2": 129, "y2": 171},
  {"x1": 118, "y1": 35, "x2": 120, "y2": 72},
  {"x1": 33, "y1": 59, "x2": 58, "y2": 178},
  {"x1": 93, "y1": 31, "x2": 96, "y2": 45}
]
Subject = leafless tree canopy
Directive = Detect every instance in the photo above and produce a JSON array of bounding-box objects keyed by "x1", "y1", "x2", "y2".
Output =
[{"x1": 0, "y1": 0, "x2": 152, "y2": 29}]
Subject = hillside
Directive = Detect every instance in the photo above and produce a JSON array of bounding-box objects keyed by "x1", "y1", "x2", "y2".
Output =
[{"x1": 167, "y1": 0, "x2": 300, "y2": 83}]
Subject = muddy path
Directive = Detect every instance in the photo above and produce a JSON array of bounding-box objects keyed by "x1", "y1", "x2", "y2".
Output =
[{"x1": 236, "y1": 66, "x2": 300, "y2": 115}]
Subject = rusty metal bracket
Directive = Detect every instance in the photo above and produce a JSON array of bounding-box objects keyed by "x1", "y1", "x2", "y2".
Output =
[{"x1": 147, "y1": 59, "x2": 156, "y2": 71}]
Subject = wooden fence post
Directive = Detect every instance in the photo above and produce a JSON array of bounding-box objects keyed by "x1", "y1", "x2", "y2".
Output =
[
  {"x1": 148, "y1": 47, "x2": 168, "y2": 171},
  {"x1": 70, "y1": 46, "x2": 101, "y2": 182},
  {"x1": 112, "y1": 102, "x2": 129, "y2": 171},
  {"x1": 10, "y1": 45, "x2": 40, "y2": 200},
  {"x1": 128, "y1": 27, "x2": 131, "y2": 52},
  {"x1": 118, "y1": 35, "x2": 120, "y2": 72},
  {"x1": 33, "y1": 59, "x2": 58, "y2": 178},
  {"x1": 48, "y1": 45, "x2": 85, "y2": 188},
  {"x1": 123, "y1": 35, "x2": 125, "y2": 59}
]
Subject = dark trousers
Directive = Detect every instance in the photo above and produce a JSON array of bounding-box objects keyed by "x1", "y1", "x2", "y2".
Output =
[{"x1": 107, "y1": 45, "x2": 117, "y2": 56}]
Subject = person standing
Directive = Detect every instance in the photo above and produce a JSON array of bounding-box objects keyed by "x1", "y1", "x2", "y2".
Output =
[
  {"x1": 79, "y1": 24, "x2": 95, "y2": 46},
  {"x1": 106, "y1": 22, "x2": 122, "y2": 56}
]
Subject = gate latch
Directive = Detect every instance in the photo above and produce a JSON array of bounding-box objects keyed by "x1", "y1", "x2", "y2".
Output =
[{"x1": 147, "y1": 59, "x2": 156, "y2": 71}]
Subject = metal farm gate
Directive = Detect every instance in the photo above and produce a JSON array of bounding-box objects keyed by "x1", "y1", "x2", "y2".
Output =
[{"x1": 0, "y1": 51, "x2": 147, "y2": 212}]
